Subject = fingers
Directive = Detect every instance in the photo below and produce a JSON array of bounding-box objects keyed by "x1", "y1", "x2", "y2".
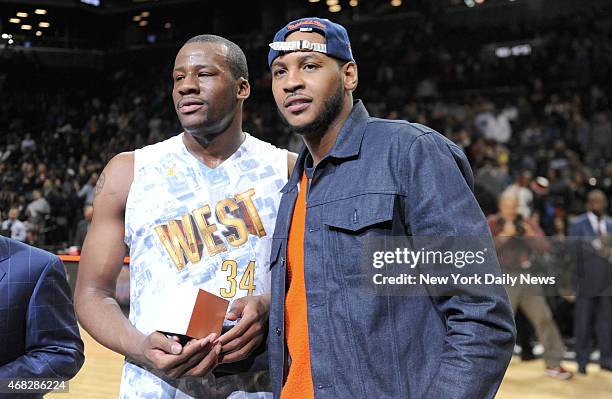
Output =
[
  {"x1": 167, "y1": 340, "x2": 214, "y2": 378},
  {"x1": 218, "y1": 317, "x2": 250, "y2": 345},
  {"x1": 184, "y1": 344, "x2": 223, "y2": 377},
  {"x1": 220, "y1": 335, "x2": 263, "y2": 364},
  {"x1": 148, "y1": 336, "x2": 211, "y2": 372},
  {"x1": 149, "y1": 331, "x2": 182, "y2": 355},
  {"x1": 220, "y1": 320, "x2": 263, "y2": 353},
  {"x1": 226, "y1": 297, "x2": 247, "y2": 321}
]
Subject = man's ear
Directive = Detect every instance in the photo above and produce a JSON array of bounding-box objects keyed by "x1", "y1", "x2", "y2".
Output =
[
  {"x1": 237, "y1": 77, "x2": 250, "y2": 100},
  {"x1": 343, "y1": 62, "x2": 358, "y2": 92}
]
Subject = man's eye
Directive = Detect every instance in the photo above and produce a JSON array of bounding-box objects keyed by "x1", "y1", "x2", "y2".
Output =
[
  {"x1": 174, "y1": 76, "x2": 184, "y2": 81},
  {"x1": 198, "y1": 73, "x2": 212, "y2": 77},
  {"x1": 304, "y1": 64, "x2": 318, "y2": 71},
  {"x1": 273, "y1": 69, "x2": 286, "y2": 77}
]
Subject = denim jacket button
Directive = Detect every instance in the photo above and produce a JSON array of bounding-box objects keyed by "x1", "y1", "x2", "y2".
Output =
[{"x1": 276, "y1": 327, "x2": 282, "y2": 336}]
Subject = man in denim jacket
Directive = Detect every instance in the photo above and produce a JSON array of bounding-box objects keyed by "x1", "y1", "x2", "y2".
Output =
[{"x1": 266, "y1": 17, "x2": 516, "y2": 398}]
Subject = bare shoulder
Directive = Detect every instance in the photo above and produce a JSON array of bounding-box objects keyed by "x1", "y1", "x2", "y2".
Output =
[
  {"x1": 94, "y1": 151, "x2": 134, "y2": 208},
  {"x1": 287, "y1": 151, "x2": 298, "y2": 177}
]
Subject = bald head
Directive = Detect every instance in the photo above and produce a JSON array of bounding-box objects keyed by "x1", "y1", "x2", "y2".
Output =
[
  {"x1": 587, "y1": 189, "x2": 608, "y2": 216},
  {"x1": 499, "y1": 190, "x2": 519, "y2": 221},
  {"x1": 183, "y1": 34, "x2": 248, "y2": 80}
]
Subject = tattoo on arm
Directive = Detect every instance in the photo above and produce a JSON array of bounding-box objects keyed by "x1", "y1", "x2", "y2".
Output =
[{"x1": 94, "y1": 172, "x2": 106, "y2": 198}]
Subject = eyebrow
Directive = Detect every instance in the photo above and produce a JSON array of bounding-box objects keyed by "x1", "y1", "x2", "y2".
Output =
[
  {"x1": 173, "y1": 64, "x2": 214, "y2": 72},
  {"x1": 272, "y1": 53, "x2": 324, "y2": 68}
]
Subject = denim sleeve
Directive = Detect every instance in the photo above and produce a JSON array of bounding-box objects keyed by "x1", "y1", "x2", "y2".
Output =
[
  {"x1": 0, "y1": 256, "x2": 85, "y2": 380},
  {"x1": 402, "y1": 133, "x2": 516, "y2": 399}
]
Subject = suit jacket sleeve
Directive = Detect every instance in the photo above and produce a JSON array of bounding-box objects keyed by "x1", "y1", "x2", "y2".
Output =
[
  {"x1": 0, "y1": 256, "x2": 84, "y2": 380},
  {"x1": 402, "y1": 133, "x2": 516, "y2": 399}
]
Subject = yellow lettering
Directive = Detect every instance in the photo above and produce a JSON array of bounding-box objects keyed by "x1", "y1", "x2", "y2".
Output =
[
  {"x1": 235, "y1": 188, "x2": 266, "y2": 238},
  {"x1": 193, "y1": 205, "x2": 227, "y2": 256},
  {"x1": 216, "y1": 198, "x2": 248, "y2": 247},
  {"x1": 220, "y1": 260, "x2": 238, "y2": 298},
  {"x1": 239, "y1": 260, "x2": 256, "y2": 295},
  {"x1": 154, "y1": 214, "x2": 200, "y2": 271}
]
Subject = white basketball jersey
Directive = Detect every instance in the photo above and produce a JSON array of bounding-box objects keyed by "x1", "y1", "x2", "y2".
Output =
[{"x1": 120, "y1": 132, "x2": 287, "y2": 399}]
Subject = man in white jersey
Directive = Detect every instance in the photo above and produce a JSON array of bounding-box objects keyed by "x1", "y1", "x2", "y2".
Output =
[{"x1": 75, "y1": 35, "x2": 296, "y2": 398}]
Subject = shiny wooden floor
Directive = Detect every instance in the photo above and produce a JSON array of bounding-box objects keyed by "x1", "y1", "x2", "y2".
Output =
[{"x1": 49, "y1": 326, "x2": 612, "y2": 398}]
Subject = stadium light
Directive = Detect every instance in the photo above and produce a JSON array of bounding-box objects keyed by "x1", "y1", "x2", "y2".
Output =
[
  {"x1": 133, "y1": 15, "x2": 142, "y2": 22},
  {"x1": 329, "y1": 4, "x2": 341, "y2": 12},
  {"x1": 8, "y1": 39, "x2": 14, "y2": 44},
  {"x1": 164, "y1": 22, "x2": 172, "y2": 29},
  {"x1": 326, "y1": 0, "x2": 338, "y2": 6},
  {"x1": 21, "y1": 25, "x2": 32, "y2": 30},
  {"x1": 391, "y1": 0, "x2": 402, "y2": 6},
  {"x1": 39, "y1": 22, "x2": 51, "y2": 28},
  {"x1": 35, "y1": 9, "x2": 47, "y2": 15},
  {"x1": 464, "y1": 0, "x2": 476, "y2": 7},
  {"x1": 36, "y1": 31, "x2": 42, "y2": 37},
  {"x1": 139, "y1": 20, "x2": 148, "y2": 27},
  {"x1": 475, "y1": 0, "x2": 485, "y2": 3},
  {"x1": 141, "y1": 11, "x2": 150, "y2": 17},
  {"x1": 349, "y1": 0, "x2": 358, "y2": 6},
  {"x1": 16, "y1": 12, "x2": 28, "y2": 18},
  {"x1": 308, "y1": 0, "x2": 321, "y2": 2},
  {"x1": 9, "y1": 18, "x2": 20, "y2": 24},
  {"x1": 1, "y1": 33, "x2": 8, "y2": 39}
]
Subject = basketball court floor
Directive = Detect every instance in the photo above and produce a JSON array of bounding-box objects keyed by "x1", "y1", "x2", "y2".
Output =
[{"x1": 48, "y1": 326, "x2": 612, "y2": 399}]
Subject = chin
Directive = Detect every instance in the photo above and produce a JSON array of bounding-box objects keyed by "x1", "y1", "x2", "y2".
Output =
[
  {"x1": 285, "y1": 114, "x2": 313, "y2": 129},
  {"x1": 180, "y1": 116, "x2": 206, "y2": 130}
]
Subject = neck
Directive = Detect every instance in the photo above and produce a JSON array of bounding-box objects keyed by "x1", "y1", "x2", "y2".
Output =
[
  {"x1": 182, "y1": 112, "x2": 245, "y2": 168},
  {"x1": 303, "y1": 97, "x2": 354, "y2": 166}
]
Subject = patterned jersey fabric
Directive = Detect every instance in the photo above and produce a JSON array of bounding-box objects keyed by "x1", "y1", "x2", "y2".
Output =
[{"x1": 120, "y1": 132, "x2": 287, "y2": 398}]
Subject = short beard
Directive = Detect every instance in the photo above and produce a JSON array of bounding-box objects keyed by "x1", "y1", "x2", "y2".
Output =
[{"x1": 278, "y1": 82, "x2": 345, "y2": 137}]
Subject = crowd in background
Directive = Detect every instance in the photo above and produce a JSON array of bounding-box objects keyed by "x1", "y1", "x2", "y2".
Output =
[
  {"x1": 0, "y1": 16, "x2": 611, "y2": 251},
  {"x1": 0, "y1": 12, "x2": 611, "y2": 371}
]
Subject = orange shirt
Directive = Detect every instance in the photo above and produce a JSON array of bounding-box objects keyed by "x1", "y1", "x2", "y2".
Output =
[{"x1": 281, "y1": 173, "x2": 314, "y2": 399}]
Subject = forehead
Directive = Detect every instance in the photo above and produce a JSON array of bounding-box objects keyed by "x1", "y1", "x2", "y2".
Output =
[{"x1": 174, "y1": 42, "x2": 229, "y2": 68}]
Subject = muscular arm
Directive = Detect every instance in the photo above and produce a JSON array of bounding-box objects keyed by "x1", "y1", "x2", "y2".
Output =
[
  {"x1": 75, "y1": 153, "x2": 221, "y2": 377},
  {"x1": 74, "y1": 152, "x2": 144, "y2": 360}
]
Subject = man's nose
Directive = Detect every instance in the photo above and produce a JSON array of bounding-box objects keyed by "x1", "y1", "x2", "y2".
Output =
[
  {"x1": 283, "y1": 69, "x2": 305, "y2": 93},
  {"x1": 178, "y1": 73, "x2": 199, "y2": 95}
]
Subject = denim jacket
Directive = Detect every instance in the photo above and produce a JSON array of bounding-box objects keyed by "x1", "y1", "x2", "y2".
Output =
[{"x1": 267, "y1": 101, "x2": 516, "y2": 398}]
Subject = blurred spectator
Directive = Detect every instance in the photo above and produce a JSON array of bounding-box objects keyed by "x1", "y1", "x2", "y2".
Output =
[
  {"x1": 73, "y1": 205, "x2": 93, "y2": 248},
  {"x1": 1, "y1": 206, "x2": 26, "y2": 242},
  {"x1": 26, "y1": 189, "x2": 51, "y2": 227},
  {"x1": 20, "y1": 133, "x2": 37, "y2": 153},
  {"x1": 506, "y1": 171, "x2": 534, "y2": 219},
  {"x1": 77, "y1": 173, "x2": 99, "y2": 206},
  {"x1": 567, "y1": 190, "x2": 612, "y2": 374},
  {"x1": 488, "y1": 190, "x2": 573, "y2": 380}
]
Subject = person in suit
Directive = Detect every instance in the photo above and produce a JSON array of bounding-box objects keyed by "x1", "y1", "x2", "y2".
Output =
[
  {"x1": 568, "y1": 189, "x2": 612, "y2": 374},
  {"x1": 0, "y1": 236, "x2": 84, "y2": 398}
]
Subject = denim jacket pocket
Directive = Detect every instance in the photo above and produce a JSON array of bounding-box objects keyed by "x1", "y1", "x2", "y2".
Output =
[
  {"x1": 322, "y1": 193, "x2": 396, "y2": 277},
  {"x1": 322, "y1": 193, "x2": 395, "y2": 232}
]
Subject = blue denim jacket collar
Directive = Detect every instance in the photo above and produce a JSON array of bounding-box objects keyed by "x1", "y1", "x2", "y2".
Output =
[{"x1": 281, "y1": 99, "x2": 369, "y2": 194}]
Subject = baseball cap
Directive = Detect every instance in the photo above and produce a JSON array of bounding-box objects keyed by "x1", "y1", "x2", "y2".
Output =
[{"x1": 268, "y1": 17, "x2": 354, "y2": 67}]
